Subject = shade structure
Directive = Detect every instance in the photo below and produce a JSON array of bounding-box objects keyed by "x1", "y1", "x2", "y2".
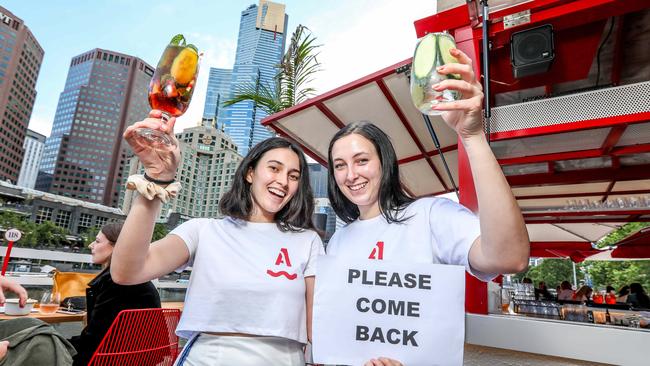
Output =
[{"x1": 611, "y1": 227, "x2": 650, "y2": 259}]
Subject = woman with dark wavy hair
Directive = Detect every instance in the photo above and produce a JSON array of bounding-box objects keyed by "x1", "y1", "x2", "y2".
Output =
[
  {"x1": 113, "y1": 112, "x2": 323, "y2": 366},
  {"x1": 326, "y1": 48, "x2": 529, "y2": 366}
]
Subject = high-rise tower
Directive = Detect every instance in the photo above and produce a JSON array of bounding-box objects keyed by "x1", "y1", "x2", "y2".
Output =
[
  {"x1": 215, "y1": 1, "x2": 288, "y2": 155},
  {"x1": 37, "y1": 49, "x2": 153, "y2": 207},
  {"x1": 0, "y1": 7, "x2": 44, "y2": 183}
]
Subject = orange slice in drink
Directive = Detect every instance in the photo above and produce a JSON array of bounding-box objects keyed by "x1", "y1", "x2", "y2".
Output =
[{"x1": 171, "y1": 47, "x2": 198, "y2": 85}]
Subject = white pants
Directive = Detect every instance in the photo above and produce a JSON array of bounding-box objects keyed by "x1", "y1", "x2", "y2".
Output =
[{"x1": 175, "y1": 334, "x2": 305, "y2": 366}]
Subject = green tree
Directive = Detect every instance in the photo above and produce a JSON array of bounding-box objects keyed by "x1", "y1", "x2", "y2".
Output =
[
  {"x1": 33, "y1": 221, "x2": 70, "y2": 249},
  {"x1": 152, "y1": 223, "x2": 169, "y2": 241},
  {"x1": 0, "y1": 211, "x2": 37, "y2": 248},
  {"x1": 516, "y1": 258, "x2": 584, "y2": 288},
  {"x1": 596, "y1": 222, "x2": 650, "y2": 248},
  {"x1": 224, "y1": 25, "x2": 322, "y2": 115}
]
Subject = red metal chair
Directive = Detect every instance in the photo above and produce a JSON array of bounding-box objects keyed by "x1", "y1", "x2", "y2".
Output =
[{"x1": 88, "y1": 308, "x2": 181, "y2": 366}]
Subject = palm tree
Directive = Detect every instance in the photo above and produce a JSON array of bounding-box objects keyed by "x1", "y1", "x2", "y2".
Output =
[{"x1": 223, "y1": 24, "x2": 322, "y2": 115}]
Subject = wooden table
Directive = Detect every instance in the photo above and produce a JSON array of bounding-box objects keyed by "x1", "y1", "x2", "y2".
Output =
[{"x1": 0, "y1": 302, "x2": 184, "y2": 324}]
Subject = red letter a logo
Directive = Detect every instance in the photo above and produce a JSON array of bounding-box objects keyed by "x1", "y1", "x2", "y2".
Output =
[
  {"x1": 274, "y1": 248, "x2": 292, "y2": 267},
  {"x1": 368, "y1": 241, "x2": 384, "y2": 260}
]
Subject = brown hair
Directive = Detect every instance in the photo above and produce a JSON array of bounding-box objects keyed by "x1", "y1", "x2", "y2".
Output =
[{"x1": 100, "y1": 223, "x2": 124, "y2": 245}]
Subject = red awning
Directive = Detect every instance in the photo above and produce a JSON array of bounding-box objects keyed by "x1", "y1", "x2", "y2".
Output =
[{"x1": 611, "y1": 227, "x2": 650, "y2": 258}]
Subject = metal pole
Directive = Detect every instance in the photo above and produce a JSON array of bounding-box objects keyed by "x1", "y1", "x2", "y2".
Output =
[
  {"x1": 572, "y1": 262, "x2": 578, "y2": 288},
  {"x1": 480, "y1": 0, "x2": 491, "y2": 145}
]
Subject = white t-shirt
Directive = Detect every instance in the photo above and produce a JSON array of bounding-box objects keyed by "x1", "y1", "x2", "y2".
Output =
[
  {"x1": 170, "y1": 217, "x2": 323, "y2": 343},
  {"x1": 327, "y1": 197, "x2": 494, "y2": 282}
]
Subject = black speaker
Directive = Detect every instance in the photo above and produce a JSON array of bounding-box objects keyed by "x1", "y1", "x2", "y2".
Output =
[{"x1": 510, "y1": 24, "x2": 555, "y2": 78}]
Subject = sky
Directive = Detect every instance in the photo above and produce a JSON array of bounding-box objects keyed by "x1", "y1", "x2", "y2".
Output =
[{"x1": 5, "y1": 0, "x2": 437, "y2": 136}]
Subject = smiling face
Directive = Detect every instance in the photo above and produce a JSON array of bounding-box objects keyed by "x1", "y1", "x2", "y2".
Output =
[
  {"x1": 246, "y1": 147, "x2": 301, "y2": 223},
  {"x1": 89, "y1": 232, "x2": 114, "y2": 266},
  {"x1": 331, "y1": 133, "x2": 383, "y2": 219}
]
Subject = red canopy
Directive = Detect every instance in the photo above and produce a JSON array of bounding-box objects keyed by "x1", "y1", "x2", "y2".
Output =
[
  {"x1": 611, "y1": 227, "x2": 650, "y2": 258},
  {"x1": 530, "y1": 241, "x2": 601, "y2": 263}
]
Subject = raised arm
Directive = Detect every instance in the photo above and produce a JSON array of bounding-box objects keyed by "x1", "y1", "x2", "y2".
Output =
[
  {"x1": 111, "y1": 110, "x2": 190, "y2": 285},
  {"x1": 435, "y1": 49, "x2": 530, "y2": 274}
]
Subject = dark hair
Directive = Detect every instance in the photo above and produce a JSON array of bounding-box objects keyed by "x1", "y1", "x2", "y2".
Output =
[
  {"x1": 219, "y1": 137, "x2": 316, "y2": 232},
  {"x1": 606, "y1": 285, "x2": 615, "y2": 293},
  {"x1": 101, "y1": 223, "x2": 124, "y2": 245},
  {"x1": 630, "y1": 283, "x2": 646, "y2": 295},
  {"x1": 618, "y1": 285, "x2": 630, "y2": 296},
  {"x1": 327, "y1": 121, "x2": 414, "y2": 223},
  {"x1": 560, "y1": 281, "x2": 572, "y2": 290},
  {"x1": 522, "y1": 277, "x2": 533, "y2": 284}
]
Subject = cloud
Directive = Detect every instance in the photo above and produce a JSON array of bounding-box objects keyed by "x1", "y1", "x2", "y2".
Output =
[
  {"x1": 305, "y1": 0, "x2": 436, "y2": 94},
  {"x1": 175, "y1": 34, "x2": 237, "y2": 131},
  {"x1": 27, "y1": 111, "x2": 54, "y2": 137}
]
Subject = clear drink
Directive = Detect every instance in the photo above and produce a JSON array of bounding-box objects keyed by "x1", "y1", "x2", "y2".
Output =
[{"x1": 410, "y1": 32, "x2": 461, "y2": 115}]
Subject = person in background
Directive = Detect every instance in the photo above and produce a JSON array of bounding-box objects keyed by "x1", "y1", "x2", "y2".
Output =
[
  {"x1": 535, "y1": 281, "x2": 552, "y2": 300},
  {"x1": 573, "y1": 285, "x2": 593, "y2": 302},
  {"x1": 0, "y1": 276, "x2": 76, "y2": 364},
  {"x1": 0, "y1": 275, "x2": 28, "y2": 361},
  {"x1": 69, "y1": 223, "x2": 161, "y2": 366},
  {"x1": 557, "y1": 281, "x2": 575, "y2": 301},
  {"x1": 522, "y1": 277, "x2": 533, "y2": 284},
  {"x1": 606, "y1": 285, "x2": 615, "y2": 295},
  {"x1": 617, "y1": 285, "x2": 630, "y2": 303},
  {"x1": 627, "y1": 283, "x2": 650, "y2": 309}
]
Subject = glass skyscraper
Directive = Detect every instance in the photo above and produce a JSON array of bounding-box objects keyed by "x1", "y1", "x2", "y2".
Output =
[
  {"x1": 216, "y1": 1, "x2": 288, "y2": 156},
  {"x1": 201, "y1": 67, "x2": 232, "y2": 128},
  {"x1": 37, "y1": 49, "x2": 153, "y2": 207}
]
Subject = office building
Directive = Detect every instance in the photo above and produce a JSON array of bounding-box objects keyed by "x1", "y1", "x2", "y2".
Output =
[
  {"x1": 202, "y1": 67, "x2": 232, "y2": 128},
  {"x1": 121, "y1": 124, "x2": 242, "y2": 221},
  {"x1": 37, "y1": 49, "x2": 153, "y2": 207},
  {"x1": 0, "y1": 7, "x2": 44, "y2": 183},
  {"x1": 215, "y1": 1, "x2": 288, "y2": 155},
  {"x1": 16, "y1": 129, "x2": 45, "y2": 189}
]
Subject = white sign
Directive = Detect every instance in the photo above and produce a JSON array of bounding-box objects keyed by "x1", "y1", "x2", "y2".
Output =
[
  {"x1": 4, "y1": 229, "x2": 21, "y2": 242},
  {"x1": 313, "y1": 256, "x2": 466, "y2": 366}
]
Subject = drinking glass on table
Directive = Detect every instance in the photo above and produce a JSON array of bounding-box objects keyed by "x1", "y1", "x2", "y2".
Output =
[{"x1": 39, "y1": 291, "x2": 60, "y2": 314}]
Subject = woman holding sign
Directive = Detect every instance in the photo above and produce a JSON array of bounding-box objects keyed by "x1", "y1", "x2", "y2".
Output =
[
  {"x1": 325, "y1": 48, "x2": 529, "y2": 365},
  {"x1": 112, "y1": 111, "x2": 323, "y2": 366}
]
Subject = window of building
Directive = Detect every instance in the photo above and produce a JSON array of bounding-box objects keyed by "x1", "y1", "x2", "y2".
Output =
[
  {"x1": 95, "y1": 216, "x2": 109, "y2": 227},
  {"x1": 78, "y1": 213, "x2": 93, "y2": 231},
  {"x1": 35, "y1": 207, "x2": 53, "y2": 224},
  {"x1": 55, "y1": 210, "x2": 72, "y2": 229}
]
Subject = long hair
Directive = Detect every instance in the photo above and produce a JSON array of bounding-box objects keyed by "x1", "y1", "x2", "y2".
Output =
[
  {"x1": 219, "y1": 137, "x2": 316, "y2": 232},
  {"x1": 327, "y1": 121, "x2": 414, "y2": 224}
]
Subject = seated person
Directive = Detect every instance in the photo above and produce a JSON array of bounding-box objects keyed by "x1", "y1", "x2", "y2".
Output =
[
  {"x1": 535, "y1": 281, "x2": 553, "y2": 300},
  {"x1": 617, "y1": 285, "x2": 630, "y2": 303},
  {"x1": 627, "y1": 283, "x2": 650, "y2": 309},
  {"x1": 573, "y1": 285, "x2": 592, "y2": 302},
  {"x1": 0, "y1": 276, "x2": 76, "y2": 365},
  {"x1": 69, "y1": 223, "x2": 161, "y2": 366},
  {"x1": 557, "y1": 280, "x2": 575, "y2": 301}
]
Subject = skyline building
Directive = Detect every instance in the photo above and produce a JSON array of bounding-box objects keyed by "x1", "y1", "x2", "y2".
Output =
[
  {"x1": 201, "y1": 67, "x2": 232, "y2": 128},
  {"x1": 308, "y1": 163, "x2": 328, "y2": 199},
  {"x1": 17, "y1": 129, "x2": 45, "y2": 189},
  {"x1": 120, "y1": 124, "x2": 242, "y2": 221},
  {"x1": 216, "y1": 0, "x2": 288, "y2": 156},
  {"x1": 0, "y1": 6, "x2": 44, "y2": 183},
  {"x1": 36, "y1": 48, "x2": 153, "y2": 207}
]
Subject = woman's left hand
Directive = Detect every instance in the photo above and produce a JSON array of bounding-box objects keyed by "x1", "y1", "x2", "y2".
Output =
[
  {"x1": 433, "y1": 48, "x2": 485, "y2": 141},
  {"x1": 364, "y1": 357, "x2": 403, "y2": 366}
]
